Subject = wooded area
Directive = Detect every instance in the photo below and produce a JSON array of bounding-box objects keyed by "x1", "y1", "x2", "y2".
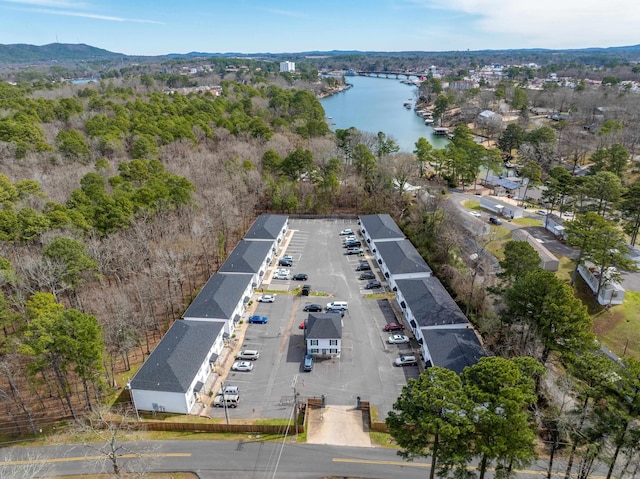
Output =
[{"x1": 1, "y1": 53, "x2": 640, "y2": 477}]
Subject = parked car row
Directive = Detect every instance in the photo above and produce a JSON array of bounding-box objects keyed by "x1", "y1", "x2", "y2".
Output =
[{"x1": 273, "y1": 254, "x2": 308, "y2": 282}]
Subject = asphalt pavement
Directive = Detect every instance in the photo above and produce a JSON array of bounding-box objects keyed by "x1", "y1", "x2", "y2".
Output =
[{"x1": 0, "y1": 439, "x2": 618, "y2": 479}]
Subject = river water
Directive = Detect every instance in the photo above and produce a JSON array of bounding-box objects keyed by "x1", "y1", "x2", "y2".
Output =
[{"x1": 320, "y1": 75, "x2": 449, "y2": 152}]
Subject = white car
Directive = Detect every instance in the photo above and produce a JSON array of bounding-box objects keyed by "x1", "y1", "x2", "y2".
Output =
[
  {"x1": 273, "y1": 272, "x2": 290, "y2": 280},
  {"x1": 387, "y1": 334, "x2": 410, "y2": 344},
  {"x1": 536, "y1": 210, "x2": 547, "y2": 216},
  {"x1": 468, "y1": 211, "x2": 481, "y2": 217},
  {"x1": 339, "y1": 228, "x2": 353, "y2": 235},
  {"x1": 342, "y1": 235, "x2": 357, "y2": 242},
  {"x1": 231, "y1": 361, "x2": 254, "y2": 372},
  {"x1": 281, "y1": 254, "x2": 294, "y2": 262},
  {"x1": 394, "y1": 355, "x2": 418, "y2": 367},
  {"x1": 258, "y1": 294, "x2": 276, "y2": 303}
]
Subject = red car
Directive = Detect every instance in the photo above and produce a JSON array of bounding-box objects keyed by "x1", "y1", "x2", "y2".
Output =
[
  {"x1": 299, "y1": 321, "x2": 306, "y2": 329},
  {"x1": 384, "y1": 322, "x2": 405, "y2": 332}
]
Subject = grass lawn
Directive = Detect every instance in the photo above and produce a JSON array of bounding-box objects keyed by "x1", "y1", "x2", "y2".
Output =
[
  {"x1": 483, "y1": 225, "x2": 512, "y2": 261},
  {"x1": 592, "y1": 291, "x2": 640, "y2": 361},
  {"x1": 463, "y1": 199, "x2": 481, "y2": 210},
  {"x1": 556, "y1": 255, "x2": 575, "y2": 283},
  {"x1": 511, "y1": 217, "x2": 544, "y2": 227},
  {"x1": 493, "y1": 246, "x2": 640, "y2": 360}
]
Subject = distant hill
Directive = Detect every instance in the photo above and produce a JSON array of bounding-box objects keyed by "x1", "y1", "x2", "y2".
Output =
[
  {"x1": 0, "y1": 43, "x2": 125, "y2": 63},
  {"x1": 2, "y1": 42, "x2": 640, "y2": 65}
]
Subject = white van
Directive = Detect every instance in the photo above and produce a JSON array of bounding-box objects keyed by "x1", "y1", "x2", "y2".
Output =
[
  {"x1": 236, "y1": 350, "x2": 260, "y2": 360},
  {"x1": 221, "y1": 385, "x2": 239, "y2": 396},
  {"x1": 213, "y1": 394, "x2": 239, "y2": 408},
  {"x1": 326, "y1": 301, "x2": 348, "y2": 311}
]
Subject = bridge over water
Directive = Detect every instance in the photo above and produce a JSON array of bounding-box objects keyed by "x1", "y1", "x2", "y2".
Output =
[{"x1": 356, "y1": 70, "x2": 427, "y2": 80}]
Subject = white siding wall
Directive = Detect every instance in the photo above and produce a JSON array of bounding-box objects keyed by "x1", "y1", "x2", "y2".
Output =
[
  {"x1": 306, "y1": 338, "x2": 341, "y2": 357},
  {"x1": 132, "y1": 389, "x2": 190, "y2": 414}
]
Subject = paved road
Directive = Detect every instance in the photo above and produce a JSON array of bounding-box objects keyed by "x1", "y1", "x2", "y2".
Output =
[{"x1": 0, "y1": 439, "x2": 616, "y2": 479}]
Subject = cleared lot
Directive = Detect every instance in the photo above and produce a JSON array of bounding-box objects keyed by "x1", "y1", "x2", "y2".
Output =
[{"x1": 208, "y1": 218, "x2": 419, "y2": 421}]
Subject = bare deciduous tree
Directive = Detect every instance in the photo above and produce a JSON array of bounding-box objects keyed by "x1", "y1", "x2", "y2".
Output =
[{"x1": 77, "y1": 406, "x2": 155, "y2": 478}]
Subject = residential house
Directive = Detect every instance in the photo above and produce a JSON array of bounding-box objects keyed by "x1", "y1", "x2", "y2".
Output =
[
  {"x1": 578, "y1": 263, "x2": 625, "y2": 306},
  {"x1": 512, "y1": 229, "x2": 560, "y2": 271},
  {"x1": 373, "y1": 239, "x2": 432, "y2": 291},
  {"x1": 394, "y1": 276, "x2": 485, "y2": 369},
  {"x1": 420, "y1": 328, "x2": 486, "y2": 374},
  {"x1": 479, "y1": 195, "x2": 524, "y2": 219},
  {"x1": 304, "y1": 313, "x2": 342, "y2": 358},
  {"x1": 244, "y1": 214, "x2": 288, "y2": 246},
  {"x1": 129, "y1": 320, "x2": 224, "y2": 414},
  {"x1": 182, "y1": 273, "x2": 254, "y2": 335},
  {"x1": 359, "y1": 214, "x2": 405, "y2": 246},
  {"x1": 218, "y1": 239, "x2": 274, "y2": 288}
]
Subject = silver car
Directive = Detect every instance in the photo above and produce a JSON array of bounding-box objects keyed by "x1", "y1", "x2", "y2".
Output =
[
  {"x1": 387, "y1": 334, "x2": 409, "y2": 344},
  {"x1": 231, "y1": 361, "x2": 254, "y2": 372}
]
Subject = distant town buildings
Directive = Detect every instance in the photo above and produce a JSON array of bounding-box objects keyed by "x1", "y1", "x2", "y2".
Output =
[{"x1": 279, "y1": 61, "x2": 295, "y2": 73}]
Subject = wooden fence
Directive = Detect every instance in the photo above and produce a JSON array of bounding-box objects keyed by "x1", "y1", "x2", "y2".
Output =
[{"x1": 133, "y1": 421, "x2": 303, "y2": 434}]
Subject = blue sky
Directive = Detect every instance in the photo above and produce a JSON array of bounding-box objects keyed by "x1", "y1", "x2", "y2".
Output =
[{"x1": 0, "y1": 0, "x2": 638, "y2": 56}]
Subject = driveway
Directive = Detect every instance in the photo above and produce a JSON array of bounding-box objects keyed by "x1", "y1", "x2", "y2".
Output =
[{"x1": 306, "y1": 405, "x2": 373, "y2": 447}]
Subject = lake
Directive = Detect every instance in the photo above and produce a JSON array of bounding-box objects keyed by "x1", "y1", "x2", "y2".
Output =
[{"x1": 320, "y1": 75, "x2": 449, "y2": 152}]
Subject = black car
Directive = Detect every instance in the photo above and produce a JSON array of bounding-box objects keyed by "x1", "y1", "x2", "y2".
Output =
[
  {"x1": 303, "y1": 303, "x2": 322, "y2": 312},
  {"x1": 292, "y1": 273, "x2": 308, "y2": 281},
  {"x1": 278, "y1": 258, "x2": 293, "y2": 267},
  {"x1": 301, "y1": 284, "x2": 311, "y2": 296},
  {"x1": 343, "y1": 240, "x2": 362, "y2": 248},
  {"x1": 356, "y1": 262, "x2": 371, "y2": 271},
  {"x1": 359, "y1": 271, "x2": 375, "y2": 280},
  {"x1": 489, "y1": 217, "x2": 503, "y2": 225},
  {"x1": 365, "y1": 280, "x2": 382, "y2": 289}
]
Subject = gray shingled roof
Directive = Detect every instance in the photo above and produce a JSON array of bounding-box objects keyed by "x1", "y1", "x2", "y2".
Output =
[
  {"x1": 306, "y1": 313, "x2": 342, "y2": 339},
  {"x1": 375, "y1": 240, "x2": 432, "y2": 276},
  {"x1": 396, "y1": 277, "x2": 469, "y2": 328},
  {"x1": 130, "y1": 320, "x2": 223, "y2": 392},
  {"x1": 359, "y1": 214, "x2": 405, "y2": 240},
  {"x1": 423, "y1": 328, "x2": 485, "y2": 374},
  {"x1": 183, "y1": 273, "x2": 253, "y2": 319},
  {"x1": 244, "y1": 214, "x2": 288, "y2": 240},
  {"x1": 218, "y1": 240, "x2": 272, "y2": 274}
]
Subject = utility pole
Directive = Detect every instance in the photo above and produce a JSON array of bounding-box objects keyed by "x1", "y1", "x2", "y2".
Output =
[
  {"x1": 291, "y1": 374, "x2": 298, "y2": 435},
  {"x1": 221, "y1": 381, "x2": 229, "y2": 425}
]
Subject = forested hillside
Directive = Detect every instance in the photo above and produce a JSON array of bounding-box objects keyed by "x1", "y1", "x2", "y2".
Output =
[
  {"x1": 2, "y1": 55, "x2": 640, "y2": 479},
  {"x1": 0, "y1": 70, "x2": 406, "y2": 435}
]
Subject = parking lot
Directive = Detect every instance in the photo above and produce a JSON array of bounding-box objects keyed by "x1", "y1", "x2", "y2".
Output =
[{"x1": 208, "y1": 218, "x2": 420, "y2": 421}]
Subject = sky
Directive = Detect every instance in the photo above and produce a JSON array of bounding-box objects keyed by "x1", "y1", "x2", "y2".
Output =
[{"x1": 0, "y1": 0, "x2": 638, "y2": 56}]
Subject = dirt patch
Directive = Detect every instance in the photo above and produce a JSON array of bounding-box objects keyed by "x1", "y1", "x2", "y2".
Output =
[{"x1": 592, "y1": 309, "x2": 624, "y2": 335}]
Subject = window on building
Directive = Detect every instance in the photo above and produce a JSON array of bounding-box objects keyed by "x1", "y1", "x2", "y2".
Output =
[
  {"x1": 310, "y1": 339, "x2": 318, "y2": 346},
  {"x1": 311, "y1": 348, "x2": 319, "y2": 354},
  {"x1": 329, "y1": 339, "x2": 338, "y2": 346}
]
